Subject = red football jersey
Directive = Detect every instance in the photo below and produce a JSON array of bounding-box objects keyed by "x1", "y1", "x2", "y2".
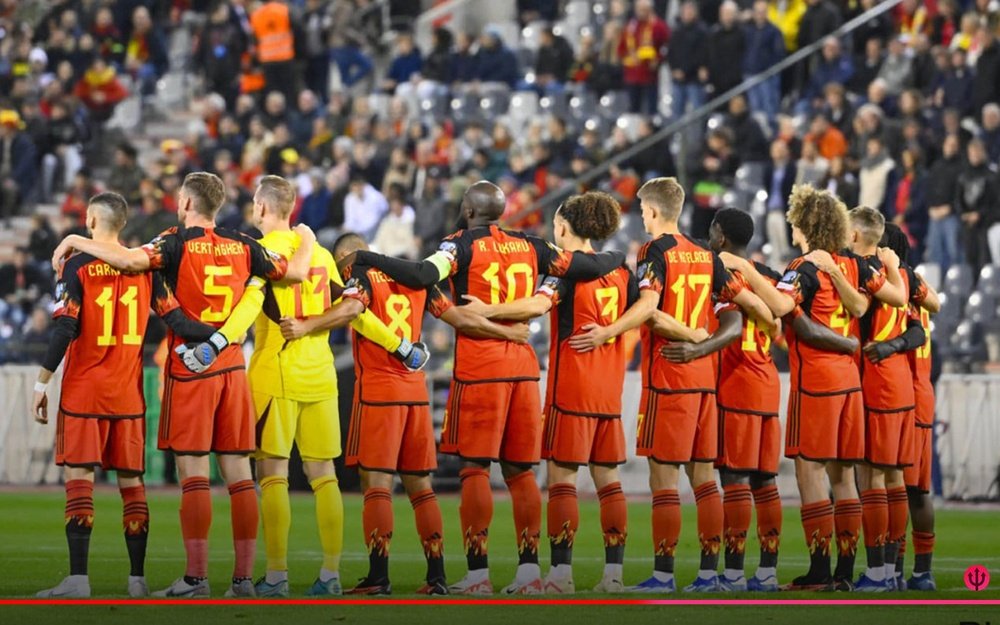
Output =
[
  {"x1": 859, "y1": 261, "x2": 923, "y2": 411},
  {"x1": 538, "y1": 263, "x2": 638, "y2": 417},
  {"x1": 778, "y1": 254, "x2": 870, "y2": 394},
  {"x1": 717, "y1": 261, "x2": 782, "y2": 415},
  {"x1": 343, "y1": 262, "x2": 452, "y2": 404},
  {"x1": 908, "y1": 302, "x2": 934, "y2": 425},
  {"x1": 142, "y1": 226, "x2": 288, "y2": 379},
  {"x1": 635, "y1": 233, "x2": 744, "y2": 392},
  {"x1": 53, "y1": 252, "x2": 175, "y2": 417}
]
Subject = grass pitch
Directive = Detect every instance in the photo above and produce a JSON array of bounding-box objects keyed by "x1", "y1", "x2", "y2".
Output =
[{"x1": 1, "y1": 488, "x2": 997, "y2": 623}]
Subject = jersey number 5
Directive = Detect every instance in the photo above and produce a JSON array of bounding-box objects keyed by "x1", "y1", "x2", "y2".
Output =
[
  {"x1": 95, "y1": 286, "x2": 142, "y2": 346},
  {"x1": 200, "y1": 265, "x2": 235, "y2": 323},
  {"x1": 482, "y1": 262, "x2": 533, "y2": 304}
]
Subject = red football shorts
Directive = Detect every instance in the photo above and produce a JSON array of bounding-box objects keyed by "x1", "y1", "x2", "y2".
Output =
[
  {"x1": 158, "y1": 371, "x2": 255, "y2": 455},
  {"x1": 56, "y1": 411, "x2": 145, "y2": 473},
  {"x1": 865, "y1": 407, "x2": 916, "y2": 468},
  {"x1": 904, "y1": 424, "x2": 933, "y2": 493},
  {"x1": 440, "y1": 379, "x2": 542, "y2": 465},
  {"x1": 717, "y1": 407, "x2": 781, "y2": 475},
  {"x1": 542, "y1": 405, "x2": 626, "y2": 466},
  {"x1": 636, "y1": 389, "x2": 717, "y2": 464},
  {"x1": 785, "y1": 389, "x2": 864, "y2": 462},
  {"x1": 345, "y1": 402, "x2": 437, "y2": 474}
]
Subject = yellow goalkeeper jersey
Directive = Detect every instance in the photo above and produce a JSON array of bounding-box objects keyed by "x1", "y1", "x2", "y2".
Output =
[{"x1": 247, "y1": 229, "x2": 401, "y2": 401}]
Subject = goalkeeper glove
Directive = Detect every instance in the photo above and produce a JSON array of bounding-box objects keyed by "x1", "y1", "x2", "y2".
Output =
[
  {"x1": 864, "y1": 336, "x2": 905, "y2": 363},
  {"x1": 392, "y1": 337, "x2": 430, "y2": 372},
  {"x1": 176, "y1": 332, "x2": 229, "y2": 374}
]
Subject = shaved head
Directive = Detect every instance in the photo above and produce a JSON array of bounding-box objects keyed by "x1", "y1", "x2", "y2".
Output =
[
  {"x1": 332, "y1": 232, "x2": 368, "y2": 263},
  {"x1": 462, "y1": 180, "x2": 506, "y2": 223}
]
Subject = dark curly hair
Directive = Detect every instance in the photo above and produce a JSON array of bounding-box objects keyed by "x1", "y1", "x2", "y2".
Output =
[
  {"x1": 556, "y1": 191, "x2": 622, "y2": 241},
  {"x1": 785, "y1": 184, "x2": 849, "y2": 253}
]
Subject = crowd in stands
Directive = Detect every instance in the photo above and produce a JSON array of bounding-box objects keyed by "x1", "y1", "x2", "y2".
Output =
[{"x1": 4, "y1": 0, "x2": 1000, "y2": 367}]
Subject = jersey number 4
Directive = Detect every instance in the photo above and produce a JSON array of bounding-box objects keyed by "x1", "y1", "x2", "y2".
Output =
[{"x1": 95, "y1": 286, "x2": 142, "y2": 346}]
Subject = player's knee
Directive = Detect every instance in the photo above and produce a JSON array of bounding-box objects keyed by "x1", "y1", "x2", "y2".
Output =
[
  {"x1": 400, "y1": 472, "x2": 432, "y2": 494},
  {"x1": 116, "y1": 471, "x2": 143, "y2": 489},
  {"x1": 499, "y1": 461, "x2": 533, "y2": 480},
  {"x1": 301, "y1": 459, "x2": 335, "y2": 482},
  {"x1": 721, "y1": 470, "x2": 751, "y2": 488},
  {"x1": 688, "y1": 461, "x2": 716, "y2": 487},
  {"x1": 361, "y1": 469, "x2": 393, "y2": 491},
  {"x1": 547, "y1": 461, "x2": 578, "y2": 487},
  {"x1": 588, "y1": 463, "x2": 620, "y2": 490}
]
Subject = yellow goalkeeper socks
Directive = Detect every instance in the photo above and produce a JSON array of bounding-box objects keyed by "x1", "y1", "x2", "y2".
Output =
[
  {"x1": 260, "y1": 476, "x2": 290, "y2": 574},
  {"x1": 310, "y1": 475, "x2": 344, "y2": 574}
]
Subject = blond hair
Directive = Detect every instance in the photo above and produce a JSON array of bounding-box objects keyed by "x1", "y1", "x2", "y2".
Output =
[
  {"x1": 182, "y1": 172, "x2": 226, "y2": 218},
  {"x1": 256, "y1": 175, "x2": 297, "y2": 219},
  {"x1": 637, "y1": 177, "x2": 685, "y2": 222},
  {"x1": 785, "y1": 185, "x2": 849, "y2": 253}
]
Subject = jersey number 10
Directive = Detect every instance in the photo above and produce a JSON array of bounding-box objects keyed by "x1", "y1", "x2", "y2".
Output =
[{"x1": 482, "y1": 262, "x2": 533, "y2": 304}]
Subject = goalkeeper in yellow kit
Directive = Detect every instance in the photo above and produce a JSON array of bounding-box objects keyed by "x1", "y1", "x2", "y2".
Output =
[{"x1": 224, "y1": 176, "x2": 427, "y2": 597}]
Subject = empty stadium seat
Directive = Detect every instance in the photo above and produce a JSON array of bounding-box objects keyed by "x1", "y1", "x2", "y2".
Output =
[
  {"x1": 965, "y1": 291, "x2": 996, "y2": 326},
  {"x1": 915, "y1": 262, "x2": 942, "y2": 292},
  {"x1": 538, "y1": 92, "x2": 569, "y2": 117},
  {"x1": 979, "y1": 264, "x2": 1000, "y2": 297},
  {"x1": 598, "y1": 91, "x2": 629, "y2": 120},
  {"x1": 569, "y1": 92, "x2": 597, "y2": 122},
  {"x1": 943, "y1": 264, "x2": 974, "y2": 299}
]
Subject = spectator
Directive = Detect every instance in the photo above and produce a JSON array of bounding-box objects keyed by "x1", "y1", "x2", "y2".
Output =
[
  {"x1": 414, "y1": 167, "x2": 449, "y2": 257},
  {"x1": 588, "y1": 21, "x2": 624, "y2": 95},
  {"x1": 805, "y1": 112, "x2": 848, "y2": 160},
  {"x1": 28, "y1": 214, "x2": 58, "y2": 268},
  {"x1": 859, "y1": 134, "x2": 897, "y2": 216},
  {"x1": 289, "y1": 90, "x2": 321, "y2": 146},
  {"x1": 822, "y1": 82, "x2": 854, "y2": 136},
  {"x1": 935, "y1": 47, "x2": 975, "y2": 117},
  {"x1": 804, "y1": 37, "x2": 854, "y2": 106},
  {"x1": 72, "y1": 56, "x2": 129, "y2": 124},
  {"x1": 343, "y1": 172, "x2": 388, "y2": 240},
  {"x1": 628, "y1": 117, "x2": 677, "y2": 179},
  {"x1": 706, "y1": 1, "x2": 745, "y2": 100},
  {"x1": 0, "y1": 109, "x2": 38, "y2": 225},
  {"x1": 744, "y1": 0, "x2": 786, "y2": 120},
  {"x1": 764, "y1": 138, "x2": 797, "y2": 264},
  {"x1": 302, "y1": 0, "x2": 334, "y2": 98},
  {"x1": 724, "y1": 94, "x2": 770, "y2": 163},
  {"x1": 849, "y1": 37, "x2": 884, "y2": 96},
  {"x1": 399, "y1": 26, "x2": 453, "y2": 101},
  {"x1": 821, "y1": 156, "x2": 859, "y2": 210},
  {"x1": 691, "y1": 128, "x2": 739, "y2": 238},
  {"x1": 61, "y1": 169, "x2": 98, "y2": 223},
  {"x1": 124, "y1": 6, "x2": 168, "y2": 98},
  {"x1": 474, "y1": 27, "x2": 520, "y2": 87},
  {"x1": 372, "y1": 193, "x2": 418, "y2": 258},
  {"x1": 330, "y1": 35, "x2": 375, "y2": 89},
  {"x1": 973, "y1": 24, "x2": 1000, "y2": 122},
  {"x1": 981, "y1": 103, "x2": 1000, "y2": 166},
  {"x1": 196, "y1": 2, "x2": 247, "y2": 110},
  {"x1": 20, "y1": 307, "x2": 53, "y2": 365},
  {"x1": 618, "y1": 0, "x2": 669, "y2": 114},
  {"x1": 850, "y1": 0, "x2": 893, "y2": 56},
  {"x1": 894, "y1": 147, "x2": 928, "y2": 259},
  {"x1": 251, "y1": 0, "x2": 299, "y2": 102},
  {"x1": 795, "y1": 139, "x2": 829, "y2": 187},
  {"x1": 932, "y1": 0, "x2": 960, "y2": 47},
  {"x1": 0, "y1": 248, "x2": 49, "y2": 319},
  {"x1": 38, "y1": 98, "x2": 84, "y2": 202},
  {"x1": 262, "y1": 91, "x2": 290, "y2": 129},
  {"x1": 383, "y1": 31, "x2": 423, "y2": 94},
  {"x1": 546, "y1": 116, "x2": 576, "y2": 168},
  {"x1": 382, "y1": 146, "x2": 415, "y2": 197},
  {"x1": 956, "y1": 138, "x2": 999, "y2": 273},
  {"x1": 91, "y1": 5, "x2": 124, "y2": 64},
  {"x1": 534, "y1": 25, "x2": 574, "y2": 93},
  {"x1": 797, "y1": 0, "x2": 841, "y2": 53},
  {"x1": 122, "y1": 188, "x2": 177, "y2": 245},
  {"x1": 668, "y1": 1, "x2": 709, "y2": 120},
  {"x1": 106, "y1": 143, "x2": 145, "y2": 205},
  {"x1": 452, "y1": 32, "x2": 478, "y2": 84},
  {"x1": 877, "y1": 35, "x2": 914, "y2": 96},
  {"x1": 297, "y1": 170, "x2": 334, "y2": 233}
]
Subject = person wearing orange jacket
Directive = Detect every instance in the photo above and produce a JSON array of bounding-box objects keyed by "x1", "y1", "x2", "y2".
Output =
[{"x1": 250, "y1": 0, "x2": 299, "y2": 102}]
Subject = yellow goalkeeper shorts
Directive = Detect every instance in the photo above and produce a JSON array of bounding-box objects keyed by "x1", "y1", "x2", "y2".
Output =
[{"x1": 252, "y1": 392, "x2": 341, "y2": 461}]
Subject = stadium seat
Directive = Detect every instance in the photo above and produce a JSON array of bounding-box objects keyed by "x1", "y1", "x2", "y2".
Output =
[
  {"x1": 950, "y1": 320, "x2": 988, "y2": 367},
  {"x1": 598, "y1": 91, "x2": 630, "y2": 121},
  {"x1": 943, "y1": 264, "x2": 974, "y2": 299},
  {"x1": 915, "y1": 262, "x2": 942, "y2": 292},
  {"x1": 538, "y1": 92, "x2": 569, "y2": 117},
  {"x1": 569, "y1": 92, "x2": 597, "y2": 122},
  {"x1": 934, "y1": 292, "x2": 960, "y2": 338},
  {"x1": 616, "y1": 114, "x2": 644, "y2": 142},
  {"x1": 515, "y1": 46, "x2": 537, "y2": 71},
  {"x1": 978, "y1": 264, "x2": 1000, "y2": 297},
  {"x1": 520, "y1": 21, "x2": 545, "y2": 50},
  {"x1": 965, "y1": 291, "x2": 996, "y2": 326}
]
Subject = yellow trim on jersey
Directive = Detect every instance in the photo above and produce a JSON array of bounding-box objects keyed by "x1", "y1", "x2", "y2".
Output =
[
  {"x1": 351, "y1": 309, "x2": 403, "y2": 352},
  {"x1": 218, "y1": 278, "x2": 265, "y2": 344}
]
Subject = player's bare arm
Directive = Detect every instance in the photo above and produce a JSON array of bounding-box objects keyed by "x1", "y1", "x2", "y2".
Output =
[
  {"x1": 32, "y1": 312, "x2": 80, "y2": 423},
  {"x1": 460, "y1": 293, "x2": 552, "y2": 321},
  {"x1": 862, "y1": 316, "x2": 926, "y2": 363},
  {"x1": 803, "y1": 250, "x2": 870, "y2": 318},
  {"x1": 731, "y1": 289, "x2": 777, "y2": 333},
  {"x1": 787, "y1": 309, "x2": 860, "y2": 354},
  {"x1": 872, "y1": 246, "x2": 908, "y2": 308},
  {"x1": 660, "y1": 309, "x2": 742, "y2": 363},
  {"x1": 280, "y1": 298, "x2": 365, "y2": 340},
  {"x1": 282, "y1": 224, "x2": 317, "y2": 283},
  {"x1": 51, "y1": 235, "x2": 151, "y2": 273},
  {"x1": 916, "y1": 274, "x2": 942, "y2": 314},
  {"x1": 440, "y1": 307, "x2": 531, "y2": 343},
  {"x1": 718, "y1": 252, "x2": 796, "y2": 317},
  {"x1": 568, "y1": 289, "x2": 658, "y2": 353},
  {"x1": 646, "y1": 309, "x2": 709, "y2": 343}
]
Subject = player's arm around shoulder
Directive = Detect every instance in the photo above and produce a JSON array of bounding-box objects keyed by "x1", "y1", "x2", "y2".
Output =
[{"x1": 51, "y1": 234, "x2": 153, "y2": 273}]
